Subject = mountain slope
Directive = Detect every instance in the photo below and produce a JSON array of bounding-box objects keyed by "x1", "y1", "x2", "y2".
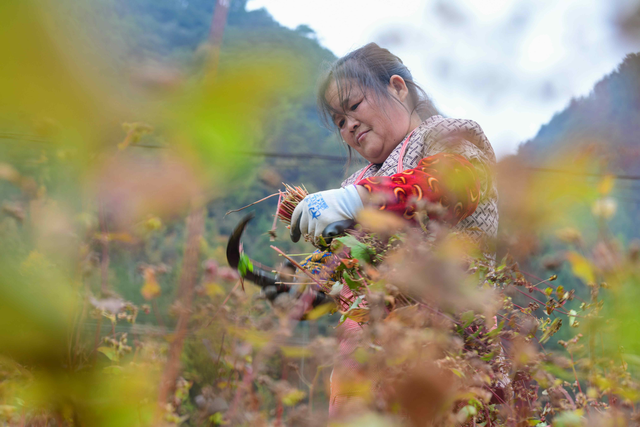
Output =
[{"x1": 518, "y1": 53, "x2": 640, "y2": 175}]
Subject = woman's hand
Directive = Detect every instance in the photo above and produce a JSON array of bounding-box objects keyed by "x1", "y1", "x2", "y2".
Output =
[{"x1": 290, "y1": 185, "x2": 364, "y2": 242}]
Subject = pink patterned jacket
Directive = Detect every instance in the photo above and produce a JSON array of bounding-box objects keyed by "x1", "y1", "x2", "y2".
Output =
[{"x1": 329, "y1": 116, "x2": 498, "y2": 417}]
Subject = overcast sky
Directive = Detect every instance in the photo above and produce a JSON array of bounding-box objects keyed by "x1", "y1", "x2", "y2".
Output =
[{"x1": 247, "y1": 0, "x2": 640, "y2": 159}]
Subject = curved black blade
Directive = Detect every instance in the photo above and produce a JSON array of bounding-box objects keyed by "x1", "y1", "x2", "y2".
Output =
[
  {"x1": 226, "y1": 213, "x2": 280, "y2": 289},
  {"x1": 226, "y1": 213, "x2": 254, "y2": 270},
  {"x1": 226, "y1": 213, "x2": 333, "y2": 312}
]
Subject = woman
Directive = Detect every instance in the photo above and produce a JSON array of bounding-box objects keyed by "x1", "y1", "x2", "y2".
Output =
[{"x1": 289, "y1": 43, "x2": 499, "y2": 417}]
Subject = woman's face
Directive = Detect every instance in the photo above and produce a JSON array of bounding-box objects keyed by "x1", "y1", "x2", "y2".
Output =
[{"x1": 325, "y1": 77, "x2": 415, "y2": 164}]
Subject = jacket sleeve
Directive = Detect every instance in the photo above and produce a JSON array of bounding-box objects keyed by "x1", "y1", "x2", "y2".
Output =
[{"x1": 355, "y1": 151, "x2": 481, "y2": 226}]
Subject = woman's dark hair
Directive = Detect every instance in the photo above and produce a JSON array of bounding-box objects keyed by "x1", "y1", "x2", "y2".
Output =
[{"x1": 317, "y1": 43, "x2": 438, "y2": 167}]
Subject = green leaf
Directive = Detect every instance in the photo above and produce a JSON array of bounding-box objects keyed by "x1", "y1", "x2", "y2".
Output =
[
  {"x1": 480, "y1": 351, "x2": 496, "y2": 362},
  {"x1": 342, "y1": 271, "x2": 360, "y2": 291},
  {"x1": 238, "y1": 252, "x2": 253, "y2": 277},
  {"x1": 569, "y1": 309, "x2": 577, "y2": 327},
  {"x1": 339, "y1": 295, "x2": 364, "y2": 325},
  {"x1": 282, "y1": 389, "x2": 306, "y2": 406},
  {"x1": 209, "y1": 412, "x2": 224, "y2": 425},
  {"x1": 335, "y1": 235, "x2": 372, "y2": 264},
  {"x1": 335, "y1": 235, "x2": 361, "y2": 248},
  {"x1": 317, "y1": 235, "x2": 328, "y2": 247},
  {"x1": 97, "y1": 346, "x2": 118, "y2": 362},
  {"x1": 486, "y1": 320, "x2": 505, "y2": 338},
  {"x1": 461, "y1": 310, "x2": 475, "y2": 327},
  {"x1": 468, "y1": 398, "x2": 483, "y2": 409},
  {"x1": 450, "y1": 368, "x2": 465, "y2": 378},
  {"x1": 539, "y1": 318, "x2": 562, "y2": 344},
  {"x1": 305, "y1": 303, "x2": 335, "y2": 320},
  {"x1": 457, "y1": 405, "x2": 477, "y2": 420},
  {"x1": 470, "y1": 328, "x2": 482, "y2": 340},
  {"x1": 355, "y1": 245, "x2": 374, "y2": 264},
  {"x1": 350, "y1": 244, "x2": 372, "y2": 265}
]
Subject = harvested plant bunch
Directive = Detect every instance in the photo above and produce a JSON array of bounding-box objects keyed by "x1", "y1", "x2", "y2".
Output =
[{"x1": 277, "y1": 184, "x2": 308, "y2": 225}]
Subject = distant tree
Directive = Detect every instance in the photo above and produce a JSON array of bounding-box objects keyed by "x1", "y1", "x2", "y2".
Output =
[{"x1": 295, "y1": 24, "x2": 317, "y2": 39}]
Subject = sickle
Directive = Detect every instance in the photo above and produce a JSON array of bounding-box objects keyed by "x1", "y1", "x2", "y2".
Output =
[
  {"x1": 226, "y1": 213, "x2": 333, "y2": 309},
  {"x1": 226, "y1": 213, "x2": 285, "y2": 290}
]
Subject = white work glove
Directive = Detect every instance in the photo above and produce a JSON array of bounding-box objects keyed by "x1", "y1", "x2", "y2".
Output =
[{"x1": 290, "y1": 186, "x2": 363, "y2": 243}]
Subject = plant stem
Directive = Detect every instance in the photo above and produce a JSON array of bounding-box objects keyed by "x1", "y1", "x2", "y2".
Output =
[
  {"x1": 568, "y1": 350, "x2": 584, "y2": 395},
  {"x1": 224, "y1": 192, "x2": 280, "y2": 216},
  {"x1": 98, "y1": 199, "x2": 110, "y2": 295},
  {"x1": 309, "y1": 362, "x2": 333, "y2": 413},
  {"x1": 157, "y1": 206, "x2": 204, "y2": 415}
]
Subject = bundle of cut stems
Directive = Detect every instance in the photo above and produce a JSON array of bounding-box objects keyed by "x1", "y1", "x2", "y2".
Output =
[{"x1": 277, "y1": 184, "x2": 308, "y2": 226}]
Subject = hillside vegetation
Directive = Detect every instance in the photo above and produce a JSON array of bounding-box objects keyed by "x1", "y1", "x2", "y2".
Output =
[{"x1": 519, "y1": 53, "x2": 640, "y2": 175}]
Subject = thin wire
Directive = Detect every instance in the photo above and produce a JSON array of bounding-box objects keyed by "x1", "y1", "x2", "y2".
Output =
[
  {"x1": 80, "y1": 320, "x2": 315, "y2": 344},
  {"x1": 3, "y1": 133, "x2": 640, "y2": 181},
  {"x1": 526, "y1": 167, "x2": 640, "y2": 181},
  {"x1": 239, "y1": 150, "x2": 346, "y2": 162}
]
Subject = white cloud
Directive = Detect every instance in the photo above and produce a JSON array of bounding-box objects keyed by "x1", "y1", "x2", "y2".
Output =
[{"x1": 247, "y1": 0, "x2": 640, "y2": 159}]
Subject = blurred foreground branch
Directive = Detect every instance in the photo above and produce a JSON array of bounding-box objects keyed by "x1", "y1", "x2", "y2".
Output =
[{"x1": 157, "y1": 204, "x2": 205, "y2": 415}]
